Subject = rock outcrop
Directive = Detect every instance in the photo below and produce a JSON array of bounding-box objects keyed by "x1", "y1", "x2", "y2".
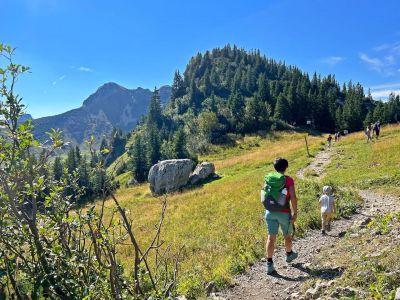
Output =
[
  {"x1": 148, "y1": 159, "x2": 194, "y2": 195},
  {"x1": 148, "y1": 160, "x2": 217, "y2": 195},
  {"x1": 189, "y1": 162, "x2": 216, "y2": 185}
]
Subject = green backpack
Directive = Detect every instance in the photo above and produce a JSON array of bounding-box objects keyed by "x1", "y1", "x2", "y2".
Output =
[{"x1": 262, "y1": 172, "x2": 287, "y2": 211}]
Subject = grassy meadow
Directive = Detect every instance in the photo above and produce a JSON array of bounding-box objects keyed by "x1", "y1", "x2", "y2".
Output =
[
  {"x1": 93, "y1": 127, "x2": 390, "y2": 297},
  {"x1": 325, "y1": 124, "x2": 400, "y2": 193}
]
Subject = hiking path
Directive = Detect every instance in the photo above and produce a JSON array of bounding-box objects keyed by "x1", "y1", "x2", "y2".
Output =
[{"x1": 218, "y1": 148, "x2": 400, "y2": 300}]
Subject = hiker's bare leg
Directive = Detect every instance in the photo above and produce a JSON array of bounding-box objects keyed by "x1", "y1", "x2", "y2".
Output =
[
  {"x1": 266, "y1": 235, "x2": 276, "y2": 258},
  {"x1": 284, "y1": 235, "x2": 292, "y2": 252}
]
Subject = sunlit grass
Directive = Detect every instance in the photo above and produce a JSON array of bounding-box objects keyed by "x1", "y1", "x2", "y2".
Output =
[
  {"x1": 90, "y1": 132, "x2": 328, "y2": 296},
  {"x1": 325, "y1": 124, "x2": 400, "y2": 193},
  {"x1": 95, "y1": 126, "x2": 400, "y2": 297}
]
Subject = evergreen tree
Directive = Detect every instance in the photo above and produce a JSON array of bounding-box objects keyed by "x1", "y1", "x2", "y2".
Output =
[
  {"x1": 274, "y1": 94, "x2": 290, "y2": 122},
  {"x1": 146, "y1": 125, "x2": 161, "y2": 167},
  {"x1": 52, "y1": 156, "x2": 63, "y2": 181},
  {"x1": 171, "y1": 70, "x2": 185, "y2": 109},
  {"x1": 65, "y1": 147, "x2": 77, "y2": 174},
  {"x1": 75, "y1": 145, "x2": 82, "y2": 165},
  {"x1": 129, "y1": 135, "x2": 147, "y2": 182},
  {"x1": 174, "y1": 127, "x2": 188, "y2": 159},
  {"x1": 228, "y1": 89, "x2": 245, "y2": 132},
  {"x1": 148, "y1": 87, "x2": 163, "y2": 128}
]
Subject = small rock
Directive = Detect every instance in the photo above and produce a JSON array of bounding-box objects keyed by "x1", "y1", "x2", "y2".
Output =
[
  {"x1": 371, "y1": 229, "x2": 382, "y2": 236},
  {"x1": 188, "y1": 162, "x2": 216, "y2": 185},
  {"x1": 342, "y1": 286, "x2": 357, "y2": 297},
  {"x1": 305, "y1": 286, "x2": 321, "y2": 299},
  {"x1": 176, "y1": 296, "x2": 187, "y2": 300},
  {"x1": 360, "y1": 217, "x2": 372, "y2": 227},
  {"x1": 206, "y1": 281, "x2": 217, "y2": 295},
  {"x1": 395, "y1": 287, "x2": 400, "y2": 300},
  {"x1": 290, "y1": 292, "x2": 301, "y2": 299},
  {"x1": 330, "y1": 291, "x2": 339, "y2": 298}
]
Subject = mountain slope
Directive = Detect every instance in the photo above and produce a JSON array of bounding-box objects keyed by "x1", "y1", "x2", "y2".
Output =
[{"x1": 33, "y1": 83, "x2": 171, "y2": 143}]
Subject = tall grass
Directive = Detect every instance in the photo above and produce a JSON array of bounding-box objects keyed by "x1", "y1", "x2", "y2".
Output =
[{"x1": 94, "y1": 127, "x2": 391, "y2": 297}]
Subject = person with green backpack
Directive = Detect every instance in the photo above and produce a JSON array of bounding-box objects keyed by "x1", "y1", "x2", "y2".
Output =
[{"x1": 261, "y1": 157, "x2": 298, "y2": 274}]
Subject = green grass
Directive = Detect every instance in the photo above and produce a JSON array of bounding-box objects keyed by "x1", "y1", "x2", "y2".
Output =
[
  {"x1": 325, "y1": 124, "x2": 400, "y2": 193},
  {"x1": 92, "y1": 125, "x2": 400, "y2": 298},
  {"x1": 307, "y1": 123, "x2": 400, "y2": 300},
  {"x1": 93, "y1": 131, "x2": 331, "y2": 297},
  {"x1": 313, "y1": 212, "x2": 400, "y2": 300}
]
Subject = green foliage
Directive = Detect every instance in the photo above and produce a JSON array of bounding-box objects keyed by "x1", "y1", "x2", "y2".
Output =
[{"x1": 0, "y1": 44, "x2": 179, "y2": 298}]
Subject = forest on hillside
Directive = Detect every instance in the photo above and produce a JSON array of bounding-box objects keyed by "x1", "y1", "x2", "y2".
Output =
[
  {"x1": 32, "y1": 45, "x2": 400, "y2": 199},
  {"x1": 123, "y1": 45, "x2": 400, "y2": 182}
]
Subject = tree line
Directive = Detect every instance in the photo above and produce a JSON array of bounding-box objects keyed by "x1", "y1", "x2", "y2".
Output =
[{"x1": 126, "y1": 45, "x2": 400, "y2": 182}]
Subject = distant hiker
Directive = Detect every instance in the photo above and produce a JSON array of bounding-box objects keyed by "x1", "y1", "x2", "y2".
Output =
[
  {"x1": 334, "y1": 133, "x2": 338, "y2": 143},
  {"x1": 319, "y1": 185, "x2": 336, "y2": 235},
  {"x1": 337, "y1": 131, "x2": 341, "y2": 142},
  {"x1": 374, "y1": 121, "x2": 381, "y2": 140},
  {"x1": 261, "y1": 157, "x2": 298, "y2": 274},
  {"x1": 365, "y1": 124, "x2": 372, "y2": 142},
  {"x1": 327, "y1": 134, "x2": 333, "y2": 148}
]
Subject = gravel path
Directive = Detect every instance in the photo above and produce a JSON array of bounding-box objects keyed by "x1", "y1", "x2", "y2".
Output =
[
  {"x1": 218, "y1": 149, "x2": 400, "y2": 300},
  {"x1": 296, "y1": 148, "x2": 333, "y2": 180}
]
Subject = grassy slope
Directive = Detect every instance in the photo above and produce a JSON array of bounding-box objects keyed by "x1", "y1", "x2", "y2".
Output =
[
  {"x1": 311, "y1": 124, "x2": 400, "y2": 299},
  {"x1": 95, "y1": 124, "x2": 397, "y2": 298},
  {"x1": 325, "y1": 124, "x2": 400, "y2": 194},
  {"x1": 96, "y1": 132, "x2": 328, "y2": 297}
]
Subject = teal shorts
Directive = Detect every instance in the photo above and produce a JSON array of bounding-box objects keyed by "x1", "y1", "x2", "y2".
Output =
[{"x1": 265, "y1": 211, "x2": 293, "y2": 236}]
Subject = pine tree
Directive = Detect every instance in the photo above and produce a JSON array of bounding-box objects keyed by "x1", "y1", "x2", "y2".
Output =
[
  {"x1": 171, "y1": 70, "x2": 185, "y2": 103},
  {"x1": 274, "y1": 94, "x2": 290, "y2": 122},
  {"x1": 75, "y1": 146, "x2": 82, "y2": 165},
  {"x1": 146, "y1": 125, "x2": 161, "y2": 167},
  {"x1": 65, "y1": 148, "x2": 77, "y2": 174},
  {"x1": 148, "y1": 87, "x2": 163, "y2": 128},
  {"x1": 174, "y1": 127, "x2": 188, "y2": 159},
  {"x1": 130, "y1": 135, "x2": 147, "y2": 182},
  {"x1": 228, "y1": 89, "x2": 245, "y2": 132},
  {"x1": 52, "y1": 157, "x2": 63, "y2": 181}
]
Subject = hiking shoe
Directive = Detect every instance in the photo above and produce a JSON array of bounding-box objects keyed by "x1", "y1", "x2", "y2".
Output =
[
  {"x1": 321, "y1": 230, "x2": 326, "y2": 235},
  {"x1": 286, "y1": 251, "x2": 298, "y2": 263},
  {"x1": 266, "y1": 262, "x2": 275, "y2": 274}
]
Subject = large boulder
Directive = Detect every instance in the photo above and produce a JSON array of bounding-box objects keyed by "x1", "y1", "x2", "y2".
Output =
[
  {"x1": 148, "y1": 159, "x2": 194, "y2": 195},
  {"x1": 189, "y1": 162, "x2": 215, "y2": 185}
]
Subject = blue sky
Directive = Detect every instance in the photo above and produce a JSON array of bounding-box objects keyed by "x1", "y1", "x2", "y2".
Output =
[{"x1": 3, "y1": 0, "x2": 400, "y2": 118}]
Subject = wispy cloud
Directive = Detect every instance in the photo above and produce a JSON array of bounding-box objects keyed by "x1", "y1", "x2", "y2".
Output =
[
  {"x1": 374, "y1": 41, "x2": 400, "y2": 55},
  {"x1": 77, "y1": 66, "x2": 93, "y2": 72},
  {"x1": 368, "y1": 82, "x2": 400, "y2": 99},
  {"x1": 52, "y1": 74, "x2": 67, "y2": 86},
  {"x1": 370, "y1": 89, "x2": 400, "y2": 99},
  {"x1": 359, "y1": 53, "x2": 396, "y2": 75},
  {"x1": 320, "y1": 56, "x2": 345, "y2": 65}
]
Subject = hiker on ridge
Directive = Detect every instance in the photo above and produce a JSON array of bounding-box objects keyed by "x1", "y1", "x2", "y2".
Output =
[{"x1": 261, "y1": 157, "x2": 298, "y2": 274}]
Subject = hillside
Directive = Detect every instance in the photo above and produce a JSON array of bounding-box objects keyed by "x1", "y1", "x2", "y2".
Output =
[
  {"x1": 124, "y1": 45, "x2": 400, "y2": 186},
  {"x1": 32, "y1": 83, "x2": 171, "y2": 144},
  {"x1": 95, "y1": 124, "x2": 400, "y2": 298}
]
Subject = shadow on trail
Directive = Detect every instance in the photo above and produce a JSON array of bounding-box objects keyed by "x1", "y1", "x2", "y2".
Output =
[
  {"x1": 291, "y1": 263, "x2": 343, "y2": 280},
  {"x1": 268, "y1": 271, "x2": 308, "y2": 282}
]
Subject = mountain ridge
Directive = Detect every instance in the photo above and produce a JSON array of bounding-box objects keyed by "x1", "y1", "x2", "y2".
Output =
[{"x1": 32, "y1": 83, "x2": 171, "y2": 144}]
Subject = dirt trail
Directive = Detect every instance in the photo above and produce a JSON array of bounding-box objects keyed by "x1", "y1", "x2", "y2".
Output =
[
  {"x1": 296, "y1": 148, "x2": 333, "y2": 180},
  {"x1": 218, "y1": 150, "x2": 400, "y2": 300}
]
